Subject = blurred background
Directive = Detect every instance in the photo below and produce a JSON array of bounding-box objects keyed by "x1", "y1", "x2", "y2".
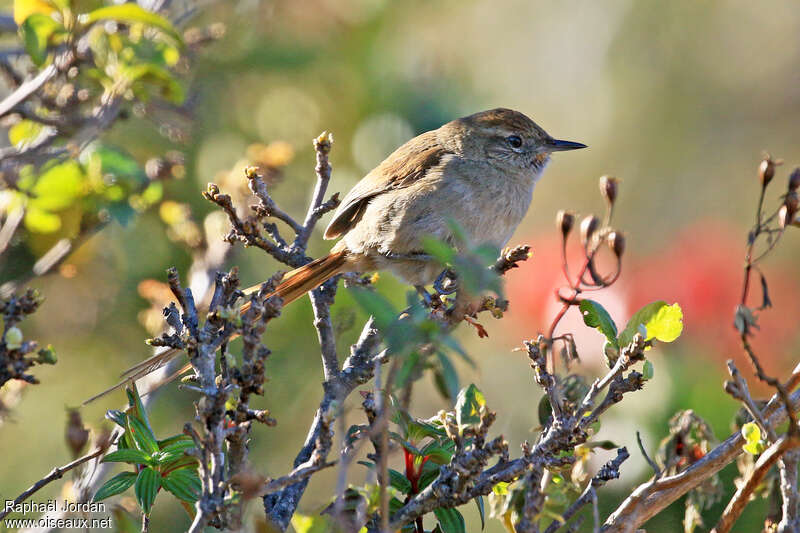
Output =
[{"x1": 1, "y1": 0, "x2": 799, "y2": 531}]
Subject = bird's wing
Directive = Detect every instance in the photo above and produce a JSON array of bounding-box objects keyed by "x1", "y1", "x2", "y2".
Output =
[{"x1": 323, "y1": 130, "x2": 449, "y2": 239}]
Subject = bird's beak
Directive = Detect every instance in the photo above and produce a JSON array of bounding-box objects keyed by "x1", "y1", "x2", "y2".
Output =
[{"x1": 547, "y1": 139, "x2": 587, "y2": 152}]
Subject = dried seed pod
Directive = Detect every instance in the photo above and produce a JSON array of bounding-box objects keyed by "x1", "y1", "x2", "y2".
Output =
[
  {"x1": 789, "y1": 168, "x2": 800, "y2": 191},
  {"x1": 66, "y1": 410, "x2": 89, "y2": 458},
  {"x1": 785, "y1": 191, "x2": 799, "y2": 214},
  {"x1": 607, "y1": 231, "x2": 626, "y2": 258},
  {"x1": 556, "y1": 210, "x2": 575, "y2": 238},
  {"x1": 759, "y1": 157, "x2": 775, "y2": 186},
  {"x1": 599, "y1": 175, "x2": 619, "y2": 206},
  {"x1": 580, "y1": 215, "x2": 599, "y2": 246}
]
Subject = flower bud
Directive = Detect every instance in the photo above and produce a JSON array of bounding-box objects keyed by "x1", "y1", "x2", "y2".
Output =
[
  {"x1": 599, "y1": 175, "x2": 619, "y2": 206},
  {"x1": 556, "y1": 210, "x2": 575, "y2": 238},
  {"x1": 607, "y1": 231, "x2": 626, "y2": 258},
  {"x1": 759, "y1": 157, "x2": 775, "y2": 187},
  {"x1": 789, "y1": 168, "x2": 800, "y2": 191},
  {"x1": 785, "y1": 191, "x2": 799, "y2": 214},
  {"x1": 778, "y1": 204, "x2": 792, "y2": 229},
  {"x1": 579, "y1": 215, "x2": 599, "y2": 246}
]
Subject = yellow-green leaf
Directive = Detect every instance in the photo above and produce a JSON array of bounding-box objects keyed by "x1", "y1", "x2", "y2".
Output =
[
  {"x1": 644, "y1": 303, "x2": 683, "y2": 343},
  {"x1": 14, "y1": 0, "x2": 55, "y2": 25},
  {"x1": 9, "y1": 120, "x2": 45, "y2": 148},
  {"x1": 741, "y1": 422, "x2": 761, "y2": 443},
  {"x1": 83, "y1": 5, "x2": 182, "y2": 46},
  {"x1": 290, "y1": 514, "x2": 331, "y2": 533},
  {"x1": 19, "y1": 12, "x2": 63, "y2": 66},
  {"x1": 24, "y1": 205, "x2": 61, "y2": 233}
]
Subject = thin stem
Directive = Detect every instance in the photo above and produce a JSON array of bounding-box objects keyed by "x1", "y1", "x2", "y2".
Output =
[{"x1": 0, "y1": 446, "x2": 107, "y2": 520}]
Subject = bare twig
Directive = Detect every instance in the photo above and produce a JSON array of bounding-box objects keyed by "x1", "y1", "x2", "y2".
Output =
[{"x1": 0, "y1": 445, "x2": 108, "y2": 520}]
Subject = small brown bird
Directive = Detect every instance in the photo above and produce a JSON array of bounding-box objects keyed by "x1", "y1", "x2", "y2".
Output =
[{"x1": 86, "y1": 108, "x2": 584, "y2": 404}]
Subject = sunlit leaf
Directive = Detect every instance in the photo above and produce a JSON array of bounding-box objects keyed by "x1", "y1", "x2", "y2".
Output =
[
  {"x1": 290, "y1": 513, "x2": 332, "y2": 533},
  {"x1": 8, "y1": 120, "x2": 45, "y2": 148},
  {"x1": 14, "y1": 0, "x2": 56, "y2": 25},
  {"x1": 28, "y1": 160, "x2": 84, "y2": 211},
  {"x1": 645, "y1": 303, "x2": 683, "y2": 343},
  {"x1": 618, "y1": 301, "x2": 667, "y2": 348},
  {"x1": 24, "y1": 205, "x2": 61, "y2": 233},
  {"x1": 83, "y1": 4, "x2": 182, "y2": 45}
]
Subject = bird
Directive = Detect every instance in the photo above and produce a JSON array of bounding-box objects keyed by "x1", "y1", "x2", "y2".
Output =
[{"x1": 85, "y1": 108, "x2": 585, "y2": 404}]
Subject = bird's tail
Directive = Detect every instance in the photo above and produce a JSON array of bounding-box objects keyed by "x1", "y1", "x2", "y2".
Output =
[{"x1": 82, "y1": 251, "x2": 348, "y2": 405}]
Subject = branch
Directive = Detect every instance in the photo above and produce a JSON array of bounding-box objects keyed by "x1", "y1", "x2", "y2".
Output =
[
  {"x1": 601, "y1": 362, "x2": 800, "y2": 532},
  {"x1": 710, "y1": 435, "x2": 800, "y2": 533},
  {"x1": 543, "y1": 448, "x2": 629, "y2": 533}
]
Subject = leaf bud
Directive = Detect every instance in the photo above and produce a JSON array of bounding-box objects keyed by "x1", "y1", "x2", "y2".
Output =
[
  {"x1": 4, "y1": 326, "x2": 22, "y2": 350},
  {"x1": 556, "y1": 210, "x2": 575, "y2": 238},
  {"x1": 37, "y1": 344, "x2": 57, "y2": 364},
  {"x1": 607, "y1": 231, "x2": 626, "y2": 258},
  {"x1": 579, "y1": 215, "x2": 599, "y2": 247},
  {"x1": 599, "y1": 175, "x2": 619, "y2": 206}
]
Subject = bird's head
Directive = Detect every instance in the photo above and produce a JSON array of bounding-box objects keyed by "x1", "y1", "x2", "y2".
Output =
[{"x1": 443, "y1": 108, "x2": 586, "y2": 173}]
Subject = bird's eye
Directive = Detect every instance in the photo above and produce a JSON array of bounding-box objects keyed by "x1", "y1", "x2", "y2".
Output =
[{"x1": 506, "y1": 135, "x2": 523, "y2": 149}]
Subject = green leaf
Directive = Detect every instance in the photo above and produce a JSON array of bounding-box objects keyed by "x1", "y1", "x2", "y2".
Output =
[
  {"x1": 350, "y1": 288, "x2": 397, "y2": 331},
  {"x1": 134, "y1": 467, "x2": 160, "y2": 514},
  {"x1": 125, "y1": 384, "x2": 154, "y2": 437},
  {"x1": 642, "y1": 360, "x2": 654, "y2": 381},
  {"x1": 105, "y1": 409, "x2": 127, "y2": 428},
  {"x1": 126, "y1": 64, "x2": 185, "y2": 104},
  {"x1": 420, "y1": 441, "x2": 455, "y2": 464},
  {"x1": 422, "y1": 236, "x2": 456, "y2": 265},
  {"x1": 102, "y1": 448, "x2": 151, "y2": 465},
  {"x1": 162, "y1": 469, "x2": 200, "y2": 503},
  {"x1": 154, "y1": 440, "x2": 195, "y2": 466},
  {"x1": 433, "y1": 507, "x2": 466, "y2": 533},
  {"x1": 418, "y1": 460, "x2": 441, "y2": 491},
  {"x1": 435, "y1": 352, "x2": 460, "y2": 401},
  {"x1": 455, "y1": 384, "x2": 486, "y2": 432},
  {"x1": 20, "y1": 13, "x2": 63, "y2": 66},
  {"x1": 579, "y1": 300, "x2": 618, "y2": 345},
  {"x1": 127, "y1": 415, "x2": 159, "y2": 455},
  {"x1": 93, "y1": 471, "x2": 137, "y2": 502},
  {"x1": 474, "y1": 495, "x2": 486, "y2": 530},
  {"x1": 83, "y1": 5, "x2": 182, "y2": 45},
  {"x1": 389, "y1": 469, "x2": 412, "y2": 495},
  {"x1": 644, "y1": 303, "x2": 683, "y2": 343}
]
